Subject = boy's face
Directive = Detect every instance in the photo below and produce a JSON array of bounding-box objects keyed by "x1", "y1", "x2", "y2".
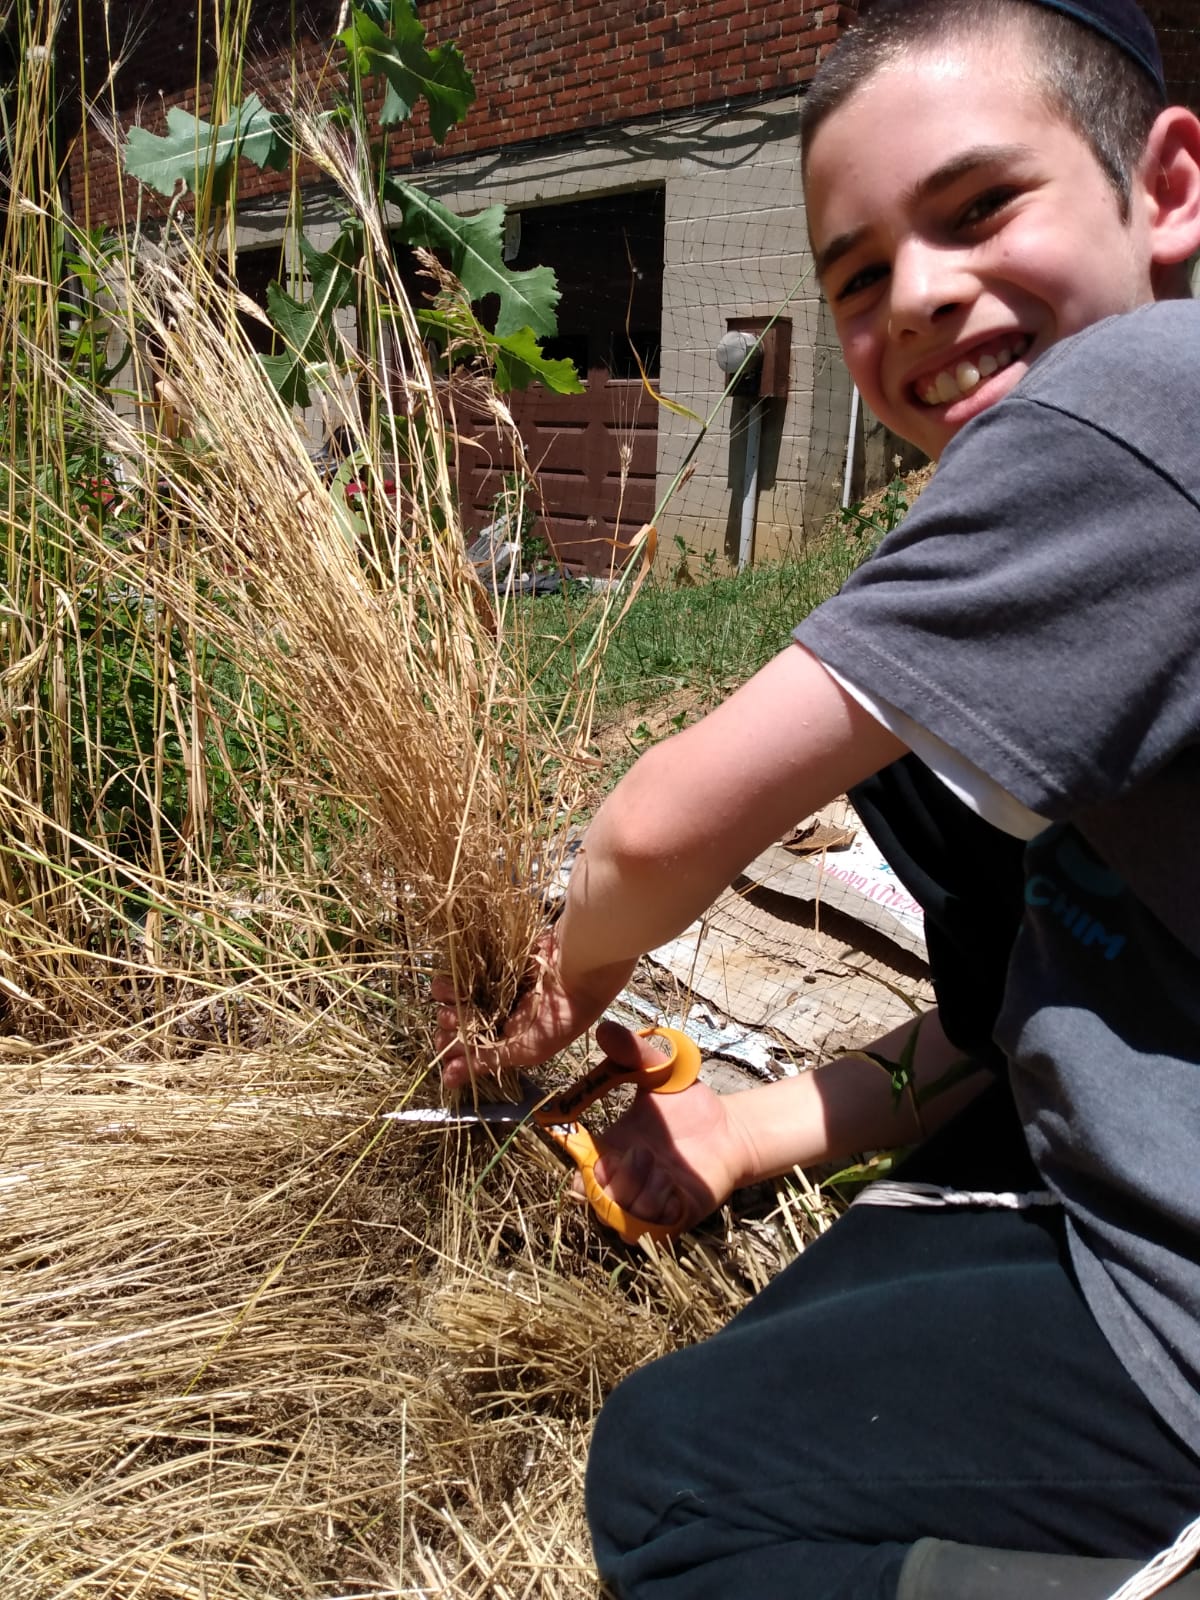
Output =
[{"x1": 804, "y1": 38, "x2": 1158, "y2": 460}]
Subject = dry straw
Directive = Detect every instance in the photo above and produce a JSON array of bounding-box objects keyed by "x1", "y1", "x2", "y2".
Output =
[{"x1": 0, "y1": 18, "x2": 839, "y2": 1595}]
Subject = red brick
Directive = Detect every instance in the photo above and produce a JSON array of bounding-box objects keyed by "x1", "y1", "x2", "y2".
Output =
[{"x1": 69, "y1": 0, "x2": 865, "y2": 221}]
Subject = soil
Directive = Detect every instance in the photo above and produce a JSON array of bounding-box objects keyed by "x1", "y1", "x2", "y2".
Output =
[{"x1": 589, "y1": 685, "x2": 713, "y2": 767}]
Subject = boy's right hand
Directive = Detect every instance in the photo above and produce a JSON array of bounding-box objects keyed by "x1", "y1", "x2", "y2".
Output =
[{"x1": 572, "y1": 1019, "x2": 759, "y2": 1234}]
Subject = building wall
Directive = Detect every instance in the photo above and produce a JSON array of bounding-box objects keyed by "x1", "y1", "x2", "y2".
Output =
[
  {"x1": 74, "y1": 1, "x2": 1200, "y2": 565},
  {"x1": 656, "y1": 106, "x2": 850, "y2": 560},
  {"x1": 69, "y1": 1, "x2": 858, "y2": 224},
  {"x1": 402, "y1": 4, "x2": 864, "y2": 562},
  {"x1": 68, "y1": 0, "x2": 1200, "y2": 226},
  {"x1": 228, "y1": 98, "x2": 851, "y2": 562},
  {"x1": 70, "y1": 2, "x2": 864, "y2": 564}
]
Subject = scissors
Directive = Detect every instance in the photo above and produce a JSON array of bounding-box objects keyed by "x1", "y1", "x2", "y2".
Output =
[{"x1": 388, "y1": 1026, "x2": 702, "y2": 1244}]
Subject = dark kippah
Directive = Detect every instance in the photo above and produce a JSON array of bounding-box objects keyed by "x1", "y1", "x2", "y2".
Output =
[{"x1": 1023, "y1": 0, "x2": 1165, "y2": 92}]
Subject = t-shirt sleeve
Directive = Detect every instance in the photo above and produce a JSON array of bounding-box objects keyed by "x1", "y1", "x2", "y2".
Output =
[{"x1": 796, "y1": 395, "x2": 1200, "y2": 822}]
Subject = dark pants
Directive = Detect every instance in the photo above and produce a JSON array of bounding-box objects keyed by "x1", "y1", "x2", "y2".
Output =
[{"x1": 586, "y1": 1086, "x2": 1200, "y2": 1599}]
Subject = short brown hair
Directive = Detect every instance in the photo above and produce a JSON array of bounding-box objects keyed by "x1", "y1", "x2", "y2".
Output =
[{"x1": 801, "y1": 0, "x2": 1166, "y2": 219}]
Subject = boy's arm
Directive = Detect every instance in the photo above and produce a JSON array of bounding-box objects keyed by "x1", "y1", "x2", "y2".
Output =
[
  {"x1": 726, "y1": 1005, "x2": 984, "y2": 1180},
  {"x1": 438, "y1": 643, "x2": 907, "y2": 1081},
  {"x1": 556, "y1": 642, "x2": 905, "y2": 986}
]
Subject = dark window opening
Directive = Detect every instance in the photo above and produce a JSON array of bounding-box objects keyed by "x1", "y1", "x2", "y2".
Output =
[
  {"x1": 539, "y1": 334, "x2": 591, "y2": 375},
  {"x1": 609, "y1": 329, "x2": 661, "y2": 382},
  {"x1": 389, "y1": 186, "x2": 665, "y2": 392},
  {"x1": 507, "y1": 187, "x2": 665, "y2": 385},
  {"x1": 234, "y1": 244, "x2": 286, "y2": 356}
]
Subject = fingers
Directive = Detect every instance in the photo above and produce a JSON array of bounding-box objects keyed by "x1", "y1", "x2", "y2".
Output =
[
  {"x1": 594, "y1": 1017, "x2": 678, "y2": 1075},
  {"x1": 435, "y1": 1016, "x2": 512, "y2": 1086},
  {"x1": 440, "y1": 1038, "x2": 512, "y2": 1088},
  {"x1": 434, "y1": 995, "x2": 538, "y2": 1086},
  {"x1": 431, "y1": 978, "x2": 516, "y2": 1087}
]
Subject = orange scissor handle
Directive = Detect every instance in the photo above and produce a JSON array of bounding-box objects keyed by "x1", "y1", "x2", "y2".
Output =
[
  {"x1": 543, "y1": 1026, "x2": 702, "y2": 1245},
  {"x1": 544, "y1": 1025, "x2": 701, "y2": 1121}
]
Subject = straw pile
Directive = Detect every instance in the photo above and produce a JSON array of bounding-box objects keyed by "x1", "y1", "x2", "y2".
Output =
[
  {"x1": 0, "y1": 1038, "x2": 829, "y2": 1595},
  {"x1": 0, "y1": 63, "x2": 839, "y2": 1599}
]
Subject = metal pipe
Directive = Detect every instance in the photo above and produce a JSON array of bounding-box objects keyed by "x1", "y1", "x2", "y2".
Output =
[{"x1": 738, "y1": 399, "x2": 764, "y2": 572}]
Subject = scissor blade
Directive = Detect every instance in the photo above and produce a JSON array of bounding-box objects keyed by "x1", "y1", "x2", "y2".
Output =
[{"x1": 383, "y1": 1102, "x2": 534, "y2": 1127}]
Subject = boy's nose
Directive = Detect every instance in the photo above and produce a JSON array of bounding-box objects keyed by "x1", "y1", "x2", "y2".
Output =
[{"x1": 886, "y1": 240, "x2": 970, "y2": 338}]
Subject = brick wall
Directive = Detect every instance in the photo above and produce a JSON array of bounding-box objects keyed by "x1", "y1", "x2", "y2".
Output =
[
  {"x1": 407, "y1": 0, "x2": 857, "y2": 162},
  {"x1": 66, "y1": 1, "x2": 860, "y2": 223}
]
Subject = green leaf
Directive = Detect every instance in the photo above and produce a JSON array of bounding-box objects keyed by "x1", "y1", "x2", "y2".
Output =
[
  {"x1": 125, "y1": 107, "x2": 225, "y2": 199},
  {"x1": 259, "y1": 285, "x2": 321, "y2": 408},
  {"x1": 492, "y1": 326, "x2": 584, "y2": 394},
  {"x1": 386, "y1": 182, "x2": 560, "y2": 338},
  {"x1": 238, "y1": 97, "x2": 292, "y2": 173},
  {"x1": 258, "y1": 227, "x2": 362, "y2": 407},
  {"x1": 123, "y1": 94, "x2": 289, "y2": 200},
  {"x1": 415, "y1": 311, "x2": 583, "y2": 395},
  {"x1": 341, "y1": 0, "x2": 474, "y2": 143},
  {"x1": 299, "y1": 225, "x2": 362, "y2": 313}
]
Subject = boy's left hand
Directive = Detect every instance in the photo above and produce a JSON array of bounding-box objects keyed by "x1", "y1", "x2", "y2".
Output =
[{"x1": 432, "y1": 932, "x2": 636, "y2": 1086}]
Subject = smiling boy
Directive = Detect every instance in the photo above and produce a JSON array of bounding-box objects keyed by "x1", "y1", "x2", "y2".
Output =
[{"x1": 436, "y1": 2, "x2": 1200, "y2": 1595}]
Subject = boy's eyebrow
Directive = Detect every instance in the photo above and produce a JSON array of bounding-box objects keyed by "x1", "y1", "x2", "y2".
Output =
[{"x1": 813, "y1": 143, "x2": 1038, "y2": 281}]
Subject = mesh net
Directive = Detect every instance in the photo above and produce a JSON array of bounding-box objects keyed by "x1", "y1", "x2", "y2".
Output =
[{"x1": 60, "y1": 2, "x2": 1200, "y2": 1069}]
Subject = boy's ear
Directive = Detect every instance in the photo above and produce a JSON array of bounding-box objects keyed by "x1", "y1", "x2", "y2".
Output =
[{"x1": 1139, "y1": 108, "x2": 1200, "y2": 276}]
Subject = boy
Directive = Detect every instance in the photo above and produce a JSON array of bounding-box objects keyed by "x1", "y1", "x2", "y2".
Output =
[{"x1": 436, "y1": 1, "x2": 1200, "y2": 1594}]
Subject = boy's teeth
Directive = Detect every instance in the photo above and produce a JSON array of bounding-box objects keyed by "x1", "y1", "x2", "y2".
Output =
[{"x1": 919, "y1": 338, "x2": 1029, "y2": 405}]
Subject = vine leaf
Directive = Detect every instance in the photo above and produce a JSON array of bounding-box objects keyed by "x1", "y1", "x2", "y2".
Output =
[
  {"x1": 387, "y1": 182, "x2": 560, "y2": 339},
  {"x1": 123, "y1": 94, "x2": 289, "y2": 201},
  {"x1": 340, "y1": 0, "x2": 474, "y2": 142}
]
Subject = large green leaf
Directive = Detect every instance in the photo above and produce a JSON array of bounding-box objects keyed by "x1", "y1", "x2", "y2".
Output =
[
  {"x1": 258, "y1": 228, "x2": 362, "y2": 408},
  {"x1": 239, "y1": 97, "x2": 292, "y2": 172},
  {"x1": 299, "y1": 225, "x2": 362, "y2": 315},
  {"x1": 258, "y1": 292, "x2": 316, "y2": 410},
  {"x1": 417, "y1": 311, "x2": 584, "y2": 396},
  {"x1": 492, "y1": 327, "x2": 584, "y2": 395},
  {"x1": 386, "y1": 182, "x2": 560, "y2": 339},
  {"x1": 123, "y1": 94, "x2": 289, "y2": 200},
  {"x1": 340, "y1": 0, "x2": 473, "y2": 143}
]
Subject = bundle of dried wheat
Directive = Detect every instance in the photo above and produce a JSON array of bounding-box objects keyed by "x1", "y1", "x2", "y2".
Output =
[
  {"x1": 0, "y1": 71, "x2": 833, "y2": 1600},
  {"x1": 79, "y1": 253, "x2": 550, "y2": 1043}
]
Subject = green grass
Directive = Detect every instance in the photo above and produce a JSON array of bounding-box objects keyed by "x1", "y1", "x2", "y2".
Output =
[{"x1": 521, "y1": 520, "x2": 879, "y2": 731}]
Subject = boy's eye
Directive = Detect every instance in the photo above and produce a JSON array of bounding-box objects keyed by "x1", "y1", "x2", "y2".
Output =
[
  {"x1": 957, "y1": 186, "x2": 1018, "y2": 228},
  {"x1": 834, "y1": 262, "x2": 888, "y2": 302}
]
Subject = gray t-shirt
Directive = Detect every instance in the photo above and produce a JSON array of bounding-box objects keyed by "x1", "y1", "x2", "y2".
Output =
[{"x1": 797, "y1": 300, "x2": 1200, "y2": 1454}]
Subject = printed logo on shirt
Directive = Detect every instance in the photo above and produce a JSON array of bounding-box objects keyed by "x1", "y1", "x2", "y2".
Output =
[{"x1": 1024, "y1": 831, "x2": 1127, "y2": 962}]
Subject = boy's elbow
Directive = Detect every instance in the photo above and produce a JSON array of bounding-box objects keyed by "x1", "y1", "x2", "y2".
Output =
[{"x1": 590, "y1": 743, "x2": 688, "y2": 870}]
